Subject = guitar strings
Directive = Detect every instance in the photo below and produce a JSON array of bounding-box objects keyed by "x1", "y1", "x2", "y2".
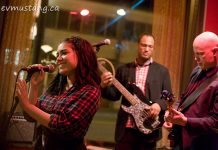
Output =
[{"x1": 133, "y1": 98, "x2": 159, "y2": 129}]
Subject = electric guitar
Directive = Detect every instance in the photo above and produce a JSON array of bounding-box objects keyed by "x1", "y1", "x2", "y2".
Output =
[
  {"x1": 161, "y1": 90, "x2": 177, "y2": 148},
  {"x1": 98, "y1": 61, "x2": 163, "y2": 134}
]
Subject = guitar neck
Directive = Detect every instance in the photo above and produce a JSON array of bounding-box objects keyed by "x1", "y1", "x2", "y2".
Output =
[
  {"x1": 111, "y1": 77, "x2": 137, "y2": 105},
  {"x1": 98, "y1": 62, "x2": 137, "y2": 105},
  {"x1": 164, "y1": 92, "x2": 177, "y2": 114}
]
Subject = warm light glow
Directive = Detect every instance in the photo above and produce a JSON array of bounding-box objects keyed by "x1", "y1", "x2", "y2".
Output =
[
  {"x1": 30, "y1": 23, "x2": 37, "y2": 40},
  {"x1": 41, "y1": 45, "x2": 53, "y2": 53},
  {"x1": 117, "y1": 9, "x2": 126, "y2": 16},
  {"x1": 52, "y1": 51, "x2": 57, "y2": 57},
  {"x1": 80, "y1": 9, "x2": 89, "y2": 16}
]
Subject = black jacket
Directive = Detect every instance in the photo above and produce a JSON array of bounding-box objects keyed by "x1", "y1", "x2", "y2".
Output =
[{"x1": 102, "y1": 61, "x2": 172, "y2": 142}]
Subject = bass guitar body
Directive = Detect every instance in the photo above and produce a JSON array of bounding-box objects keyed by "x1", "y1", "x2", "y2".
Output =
[{"x1": 121, "y1": 84, "x2": 164, "y2": 134}]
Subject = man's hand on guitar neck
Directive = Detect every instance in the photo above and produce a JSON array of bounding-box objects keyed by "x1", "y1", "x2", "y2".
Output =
[
  {"x1": 164, "y1": 109, "x2": 187, "y2": 126},
  {"x1": 100, "y1": 71, "x2": 113, "y2": 88}
]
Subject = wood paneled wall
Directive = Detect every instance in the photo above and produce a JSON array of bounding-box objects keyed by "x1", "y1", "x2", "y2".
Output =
[
  {"x1": 152, "y1": 0, "x2": 205, "y2": 148},
  {"x1": 152, "y1": 0, "x2": 187, "y2": 148},
  {"x1": 152, "y1": 0, "x2": 187, "y2": 98},
  {"x1": 0, "y1": 0, "x2": 37, "y2": 125}
]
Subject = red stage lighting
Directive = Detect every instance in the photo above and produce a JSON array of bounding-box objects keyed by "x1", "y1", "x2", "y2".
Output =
[{"x1": 70, "y1": 11, "x2": 78, "y2": 15}]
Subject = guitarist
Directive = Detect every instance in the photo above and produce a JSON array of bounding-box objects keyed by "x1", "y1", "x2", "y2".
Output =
[
  {"x1": 101, "y1": 33, "x2": 172, "y2": 150},
  {"x1": 164, "y1": 31, "x2": 218, "y2": 150}
]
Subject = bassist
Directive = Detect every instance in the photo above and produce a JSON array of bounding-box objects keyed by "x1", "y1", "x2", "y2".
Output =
[{"x1": 100, "y1": 33, "x2": 172, "y2": 150}]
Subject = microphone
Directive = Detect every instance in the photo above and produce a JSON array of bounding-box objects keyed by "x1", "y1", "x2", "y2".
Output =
[
  {"x1": 92, "y1": 39, "x2": 111, "y2": 47},
  {"x1": 21, "y1": 64, "x2": 55, "y2": 73}
]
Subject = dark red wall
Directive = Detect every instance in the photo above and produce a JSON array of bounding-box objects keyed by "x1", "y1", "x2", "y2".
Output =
[{"x1": 204, "y1": 0, "x2": 218, "y2": 34}]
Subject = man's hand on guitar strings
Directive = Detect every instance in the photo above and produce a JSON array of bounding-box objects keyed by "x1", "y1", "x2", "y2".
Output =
[
  {"x1": 149, "y1": 103, "x2": 161, "y2": 117},
  {"x1": 164, "y1": 108, "x2": 187, "y2": 126},
  {"x1": 163, "y1": 110, "x2": 173, "y2": 130},
  {"x1": 163, "y1": 121, "x2": 173, "y2": 130}
]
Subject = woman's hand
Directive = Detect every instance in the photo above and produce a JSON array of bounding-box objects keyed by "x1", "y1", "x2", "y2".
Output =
[
  {"x1": 16, "y1": 78, "x2": 50, "y2": 127},
  {"x1": 28, "y1": 64, "x2": 45, "y2": 87},
  {"x1": 16, "y1": 79, "x2": 30, "y2": 108}
]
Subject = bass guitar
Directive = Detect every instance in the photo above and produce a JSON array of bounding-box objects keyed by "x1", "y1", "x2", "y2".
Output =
[{"x1": 98, "y1": 58, "x2": 163, "y2": 134}]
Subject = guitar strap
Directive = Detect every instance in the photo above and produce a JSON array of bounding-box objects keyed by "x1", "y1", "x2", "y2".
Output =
[{"x1": 178, "y1": 72, "x2": 218, "y2": 111}]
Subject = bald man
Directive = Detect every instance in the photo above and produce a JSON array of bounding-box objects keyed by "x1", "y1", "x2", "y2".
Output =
[{"x1": 164, "y1": 31, "x2": 218, "y2": 150}]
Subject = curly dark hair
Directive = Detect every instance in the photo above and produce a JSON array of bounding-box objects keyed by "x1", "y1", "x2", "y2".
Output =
[{"x1": 46, "y1": 36, "x2": 101, "y2": 95}]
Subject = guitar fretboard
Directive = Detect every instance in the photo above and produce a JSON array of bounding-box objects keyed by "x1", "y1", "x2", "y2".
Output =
[
  {"x1": 98, "y1": 62, "x2": 137, "y2": 105},
  {"x1": 112, "y1": 77, "x2": 137, "y2": 105}
]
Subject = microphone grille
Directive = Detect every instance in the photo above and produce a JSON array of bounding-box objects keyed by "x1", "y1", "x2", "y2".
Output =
[{"x1": 104, "y1": 39, "x2": 111, "y2": 45}]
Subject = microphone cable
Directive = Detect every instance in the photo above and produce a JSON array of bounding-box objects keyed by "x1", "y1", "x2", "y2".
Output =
[{"x1": 1, "y1": 69, "x2": 24, "y2": 148}]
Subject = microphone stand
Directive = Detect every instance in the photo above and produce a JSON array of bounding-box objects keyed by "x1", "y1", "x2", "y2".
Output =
[
  {"x1": 0, "y1": 71, "x2": 32, "y2": 149},
  {"x1": 94, "y1": 46, "x2": 100, "y2": 53}
]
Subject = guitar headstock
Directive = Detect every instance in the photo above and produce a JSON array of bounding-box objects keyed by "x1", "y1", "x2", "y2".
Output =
[
  {"x1": 97, "y1": 58, "x2": 115, "y2": 76},
  {"x1": 161, "y1": 90, "x2": 175, "y2": 109}
]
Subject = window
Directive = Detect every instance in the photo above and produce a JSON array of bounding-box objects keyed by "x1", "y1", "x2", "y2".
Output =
[
  {"x1": 95, "y1": 15, "x2": 106, "y2": 36},
  {"x1": 81, "y1": 15, "x2": 95, "y2": 34},
  {"x1": 45, "y1": 10, "x2": 58, "y2": 28},
  {"x1": 69, "y1": 14, "x2": 82, "y2": 32},
  {"x1": 123, "y1": 20, "x2": 134, "y2": 40},
  {"x1": 106, "y1": 17, "x2": 117, "y2": 37},
  {"x1": 57, "y1": 10, "x2": 69, "y2": 30}
]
